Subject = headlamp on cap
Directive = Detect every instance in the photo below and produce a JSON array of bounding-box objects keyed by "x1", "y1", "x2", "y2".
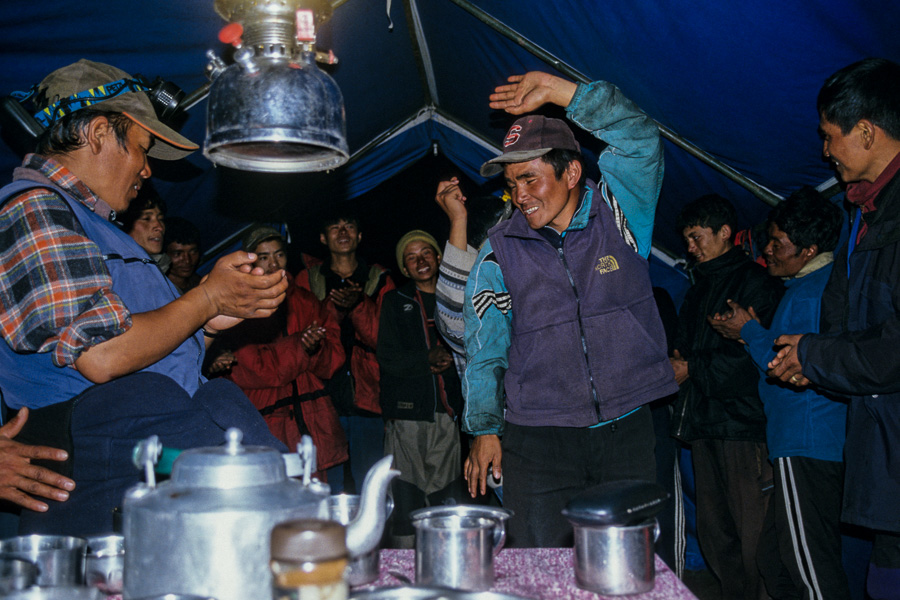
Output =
[{"x1": 1, "y1": 73, "x2": 186, "y2": 157}]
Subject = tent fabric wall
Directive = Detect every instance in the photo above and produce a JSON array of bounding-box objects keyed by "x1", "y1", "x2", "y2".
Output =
[{"x1": 2, "y1": 0, "x2": 900, "y2": 262}]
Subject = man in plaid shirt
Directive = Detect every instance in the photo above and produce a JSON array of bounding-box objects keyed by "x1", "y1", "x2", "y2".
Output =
[{"x1": 0, "y1": 59, "x2": 288, "y2": 535}]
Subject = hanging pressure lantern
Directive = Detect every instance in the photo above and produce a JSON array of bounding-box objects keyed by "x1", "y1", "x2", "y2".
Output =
[{"x1": 204, "y1": 0, "x2": 348, "y2": 173}]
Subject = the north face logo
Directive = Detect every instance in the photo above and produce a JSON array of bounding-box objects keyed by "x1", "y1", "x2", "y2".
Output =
[
  {"x1": 504, "y1": 124, "x2": 522, "y2": 148},
  {"x1": 595, "y1": 255, "x2": 619, "y2": 274}
]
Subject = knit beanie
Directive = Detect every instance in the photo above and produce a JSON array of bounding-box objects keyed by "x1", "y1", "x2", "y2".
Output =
[{"x1": 395, "y1": 229, "x2": 441, "y2": 276}]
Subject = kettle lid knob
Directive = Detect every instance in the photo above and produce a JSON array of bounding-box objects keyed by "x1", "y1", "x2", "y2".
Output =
[{"x1": 225, "y1": 427, "x2": 244, "y2": 454}]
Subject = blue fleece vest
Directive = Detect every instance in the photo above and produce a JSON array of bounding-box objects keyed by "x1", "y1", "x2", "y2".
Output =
[
  {"x1": 0, "y1": 177, "x2": 205, "y2": 410},
  {"x1": 488, "y1": 182, "x2": 676, "y2": 426}
]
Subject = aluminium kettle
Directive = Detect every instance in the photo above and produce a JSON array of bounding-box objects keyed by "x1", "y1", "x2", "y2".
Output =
[{"x1": 122, "y1": 428, "x2": 398, "y2": 600}]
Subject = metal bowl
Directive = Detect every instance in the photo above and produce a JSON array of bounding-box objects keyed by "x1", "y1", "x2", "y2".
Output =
[
  {"x1": 351, "y1": 586, "x2": 529, "y2": 600},
  {"x1": 0, "y1": 534, "x2": 86, "y2": 586},
  {"x1": 132, "y1": 595, "x2": 218, "y2": 600},
  {"x1": 1, "y1": 586, "x2": 103, "y2": 600},
  {"x1": 0, "y1": 556, "x2": 38, "y2": 594}
]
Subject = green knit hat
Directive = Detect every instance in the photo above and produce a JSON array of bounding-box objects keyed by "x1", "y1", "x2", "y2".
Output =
[{"x1": 395, "y1": 229, "x2": 441, "y2": 276}]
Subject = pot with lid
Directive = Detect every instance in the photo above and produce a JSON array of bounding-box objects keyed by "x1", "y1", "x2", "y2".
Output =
[
  {"x1": 123, "y1": 428, "x2": 398, "y2": 600},
  {"x1": 562, "y1": 480, "x2": 668, "y2": 596}
]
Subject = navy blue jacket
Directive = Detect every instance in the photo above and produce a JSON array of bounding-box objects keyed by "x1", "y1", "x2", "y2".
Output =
[{"x1": 799, "y1": 167, "x2": 900, "y2": 533}]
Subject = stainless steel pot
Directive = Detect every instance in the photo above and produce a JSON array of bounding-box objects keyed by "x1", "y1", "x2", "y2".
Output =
[
  {"x1": 562, "y1": 480, "x2": 668, "y2": 596},
  {"x1": 83, "y1": 533, "x2": 124, "y2": 597},
  {"x1": 122, "y1": 428, "x2": 397, "y2": 600},
  {"x1": 569, "y1": 518, "x2": 660, "y2": 595},
  {"x1": 328, "y1": 494, "x2": 394, "y2": 586}
]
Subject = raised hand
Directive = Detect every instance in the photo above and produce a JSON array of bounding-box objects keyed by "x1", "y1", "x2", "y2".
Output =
[{"x1": 488, "y1": 72, "x2": 578, "y2": 115}]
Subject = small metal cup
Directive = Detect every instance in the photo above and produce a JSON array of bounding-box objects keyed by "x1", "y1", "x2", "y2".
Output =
[
  {"x1": 0, "y1": 556, "x2": 38, "y2": 594},
  {"x1": 83, "y1": 534, "x2": 124, "y2": 596},
  {"x1": 0, "y1": 535, "x2": 86, "y2": 586},
  {"x1": 412, "y1": 512, "x2": 507, "y2": 591}
]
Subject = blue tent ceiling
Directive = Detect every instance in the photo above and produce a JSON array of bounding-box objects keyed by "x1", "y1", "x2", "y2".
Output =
[{"x1": 2, "y1": 0, "x2": 900, "y2": 260}]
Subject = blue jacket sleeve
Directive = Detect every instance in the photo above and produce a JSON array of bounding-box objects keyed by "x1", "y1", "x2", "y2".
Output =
[
  {"x1": 566, "y1": 81, "x2": 663, "y2": 258},
  {"x1": 742, "y1": 288, "x2": 821, "y2": 373},
  {"x1": 461, "y1": 240, "x2": 510, "y2": 436}
]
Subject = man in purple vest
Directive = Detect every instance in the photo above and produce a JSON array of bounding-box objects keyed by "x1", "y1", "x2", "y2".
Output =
[
  {"x1": 0, "y1": 59, "x2": 289, "y2": 535},
  {"x1": 462, "y1": 71, "x2": 677, "y2": 547}
]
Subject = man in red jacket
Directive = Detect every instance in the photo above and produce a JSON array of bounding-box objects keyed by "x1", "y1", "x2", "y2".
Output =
[
  {"x1": 296, "y1": 211, "x2": 394, "y2": 493},
  {"x1": 221, "y1": 226, "x2": 348, "y2": 481}
]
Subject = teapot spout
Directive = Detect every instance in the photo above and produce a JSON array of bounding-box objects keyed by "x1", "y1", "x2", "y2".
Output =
[{"x1": 346, "y1": 455, "x2": 399, "y2": 558}]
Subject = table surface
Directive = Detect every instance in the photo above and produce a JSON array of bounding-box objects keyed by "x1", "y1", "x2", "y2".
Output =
[{"x1": 360, "y1": 548, "x2": 698, "y2": 600}]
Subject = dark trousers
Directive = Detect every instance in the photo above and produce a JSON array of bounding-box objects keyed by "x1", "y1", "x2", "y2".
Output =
[
  {"x1": 692, "y1": 438, "x2": 772, "y2": 600},
  {"x1": 18, "y1": 372, "x2": 285, "y2": 537},
  {"x1": 869, "y1": 532, "x2": 900, "y2": 600},
  {"x1": 757, "y1": 456, "x2": 850, "y2": 600},
  {"x1": 651, "y1": 395, "x2": 680, "y2": 573},
  {"x1": 502, "y1": 406, "x2": 656, "y2": 548}
]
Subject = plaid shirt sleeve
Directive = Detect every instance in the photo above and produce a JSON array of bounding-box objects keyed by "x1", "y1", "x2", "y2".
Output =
[{"x1": 0, "y1": 188, "x2": 131, "y2": 367}]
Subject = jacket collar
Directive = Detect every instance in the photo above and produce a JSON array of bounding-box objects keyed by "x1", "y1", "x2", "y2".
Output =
[
  {"x1": 791, "y1": 251, "x2": 833, "y2": 281},
  {"x1": 691, "y1": 246, "x2": 748, "y2": 279},
  {"x1": 856, "y1": 169, "x2": 900, "y2": 251}
]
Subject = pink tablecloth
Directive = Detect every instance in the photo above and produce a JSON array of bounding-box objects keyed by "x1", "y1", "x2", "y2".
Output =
[{"x1": 363, "y1": 548, "x2": 698, "y2": 600}]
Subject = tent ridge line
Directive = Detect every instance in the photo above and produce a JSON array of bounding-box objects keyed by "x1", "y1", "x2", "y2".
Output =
[{"x1": 406, "y1": 0, "x2": 439, "y2": 104}]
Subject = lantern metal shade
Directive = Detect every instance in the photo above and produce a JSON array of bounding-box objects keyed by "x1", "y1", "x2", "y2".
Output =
[{"x1": 203, "y1": 54, "x2": 348, "y2": 173}]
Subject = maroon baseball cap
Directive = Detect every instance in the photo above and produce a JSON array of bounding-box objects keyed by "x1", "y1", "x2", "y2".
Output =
[{"x1": 480, "y1": 115, "x2": 581, "y2": 177}]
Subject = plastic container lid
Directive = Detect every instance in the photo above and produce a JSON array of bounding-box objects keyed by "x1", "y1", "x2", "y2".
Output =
[
  {"x1": 562, "y1": 479, "x2": 669, "y2": 527},
  {"x1": 271, "y1": 519, "x2": 348, "y2": 562}
]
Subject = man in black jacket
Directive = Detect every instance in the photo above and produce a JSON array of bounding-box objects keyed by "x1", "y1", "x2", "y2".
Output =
[
  {"x1": 768, "y1": 58, "x2": 900, "y2": 599},
  {"x1": 376, "y1": 230, "x2": 464, "y2": 547},
  {"x1": 670, "y1": 194, "x2": 784, "y2": 600}
]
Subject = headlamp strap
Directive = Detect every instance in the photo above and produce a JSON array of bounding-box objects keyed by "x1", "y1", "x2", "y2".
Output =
[{"x1": 11, "y1": 77, "x2": 151, "y2": 127}]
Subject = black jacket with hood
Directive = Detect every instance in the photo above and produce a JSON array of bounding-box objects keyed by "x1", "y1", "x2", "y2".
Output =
[{"x1": 799, "y1": 168, "x2": 900, "y2": 533}]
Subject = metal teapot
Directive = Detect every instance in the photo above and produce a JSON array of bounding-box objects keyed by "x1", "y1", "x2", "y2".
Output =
[{"x1": 122, "y1": 428, "x2": 398, "y2": 600}]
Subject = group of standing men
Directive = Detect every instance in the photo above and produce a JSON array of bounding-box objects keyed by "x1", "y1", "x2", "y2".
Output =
[
  {"x1": 434, "y1": 59, "x2": 900, "y2": 600},
  {"x1": 1, "y1": 49, "x2": 899, "y2": 600},
  {"x1": 662, "y1": 58, "x2": 900, "y2": 600}
]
